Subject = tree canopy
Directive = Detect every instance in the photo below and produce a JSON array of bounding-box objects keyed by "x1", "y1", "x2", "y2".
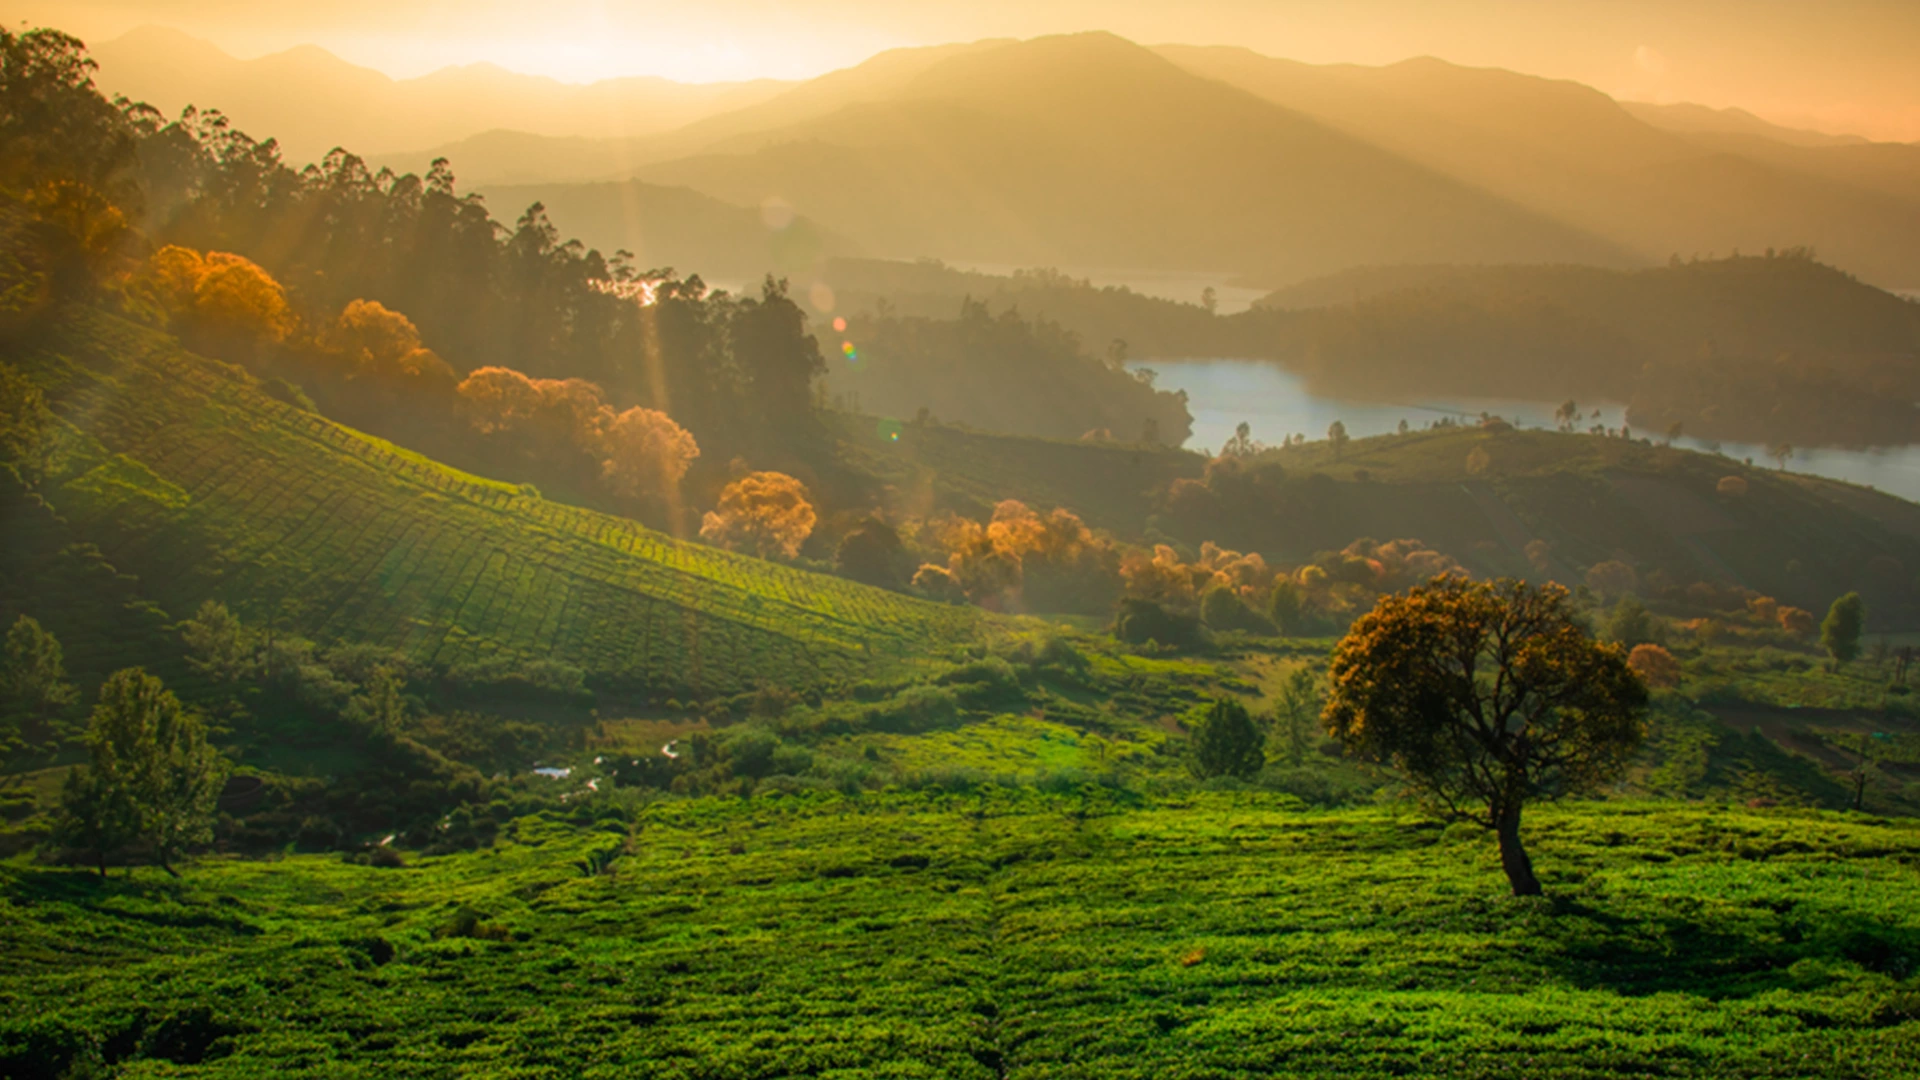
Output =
[{"x1": 1323, "y1": 577, "x2": 1647, "y2": 895}]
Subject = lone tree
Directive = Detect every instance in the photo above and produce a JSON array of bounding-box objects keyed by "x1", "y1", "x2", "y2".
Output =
[
  {"x1": 1327, "y1": 420, "x2": 1350, "y2": 461},
  {"x1": 56, "y1": 669, "x2": 225, "y2": 877},
  {"x1": 1191, "y1": 697, "x2": 1265, "y2": 779},
  {"x1": 1323, "y1": 577, "x2": 1648, "y2": 896},
  {"x1": 1820, "y1": 592, "x2": 1864, "y2": 668}
]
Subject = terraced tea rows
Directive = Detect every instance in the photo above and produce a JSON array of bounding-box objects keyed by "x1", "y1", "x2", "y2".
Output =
[{"x1": 10, "y1": 309, "x2": 987, "y2": 695}]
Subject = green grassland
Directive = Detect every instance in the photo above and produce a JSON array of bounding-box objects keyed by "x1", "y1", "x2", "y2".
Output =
[
  {"x1": 5, "y1": 794, "x2": 1919, "y2": 1078},
  {"x1": 3, "y1": 308, "x2": 989, "y2": 698}
]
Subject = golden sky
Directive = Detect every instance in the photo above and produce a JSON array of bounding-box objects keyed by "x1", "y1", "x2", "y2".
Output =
[{"x1": 18, "y1": 0, "x2": 1920, "y2": 140}]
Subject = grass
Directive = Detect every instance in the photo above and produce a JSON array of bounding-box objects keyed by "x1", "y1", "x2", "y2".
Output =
[
  {"x1": 4, "y1": 308, "x2": 990, "y2": 698},
  {"x1": 4, "y1": 794, "x2": 1919, "y2": 1077}
]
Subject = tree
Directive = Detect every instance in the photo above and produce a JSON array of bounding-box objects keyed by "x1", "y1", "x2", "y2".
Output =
[
  {"x1": 699, "y1": 471, "x2": 816, "y2": 560},
  {"x1": 1323, "y1": 578, "x2": 1648, "y2": 896},
  {"x1": 1768, "y1": 443, "x2": 1793, "y2": 470},
  {"x1": 599, "y1": 406, "x2": 699, "y2": 500},
  {"x1": 1191, "y1": 697, "x2": 1264, "y2": 779},
  {"x1": 1778, "y1": 605, "x2": 1816, "y2": 637},
  {"x1": 1626, "y1": 644, "x2": 1682, "y2": 689},
  {"x1": 1554, "y1": 400, "x2": 1579, "y2": 433},
  {"x1": 1, "y1": 614, "x2": 76, "y2": 757},
  {"x1": 836, "y1": 518, "x2": 906, "y2": 588},
  {"x1": 1268, "y1": 580, "x2": 1306, "y2": 635},
  {"x1": 1599, "y1": 596, "x2": 1661, "y2": 648},
  {"x1": 1200, "y1": 286, "x2": 1218, "y2": 314},
  {"x1": 1820, "y1": 592, "x2": 1864, "y2": 667},
  {"x1": 1327, "y1": 420, "x2": 1349, "y2": 460},
  {"x1": 1220, "y1": 421, "x2": 1256, "y2": 459},
  {"x1": 179, "y1": 599, "x2": 256, "y2": 682},
  {"x1": 1272, "y1": 667, "x2": 1322, "y2": 766},
  {"x1": 1585, "y1": 560, "x2": 1638, "y2": 599},
  {"x1": 56, "y1": 669, "x2": 225, "y2": 877}
]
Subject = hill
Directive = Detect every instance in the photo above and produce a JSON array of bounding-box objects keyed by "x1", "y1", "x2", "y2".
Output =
[
  {"x1": 4, "y1": 307, "x2": 987, "y2": 698},
  {"x1": 89, "y1": 26, "x2": 791, "y2": 164},
  {"x1": 1160, "y1": 47, "x2": 1920, "y2": 290},
  {"x1": 1622, "y1": 100, "x2": 1871, "y2": 147},
  {"x1": 7, "y1": 794, "x2": 1920, "y2": 1077},
  {"x1": 617, "y1": 33, "x2": 1631, "y2": 278},
  {"x1": 1242, "y1": 254, "x2": 1920, "y2": 447}
]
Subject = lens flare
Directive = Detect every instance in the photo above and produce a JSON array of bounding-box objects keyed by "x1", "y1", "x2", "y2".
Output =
[
  {"x1": 832, "y1": 316, "x2": 848, "y2": 333},
  {"x1": 809, "y1": 281, "x2": 835, "y2": 312},
  {"x1": 876, "y1": 418, "x2": 904, "y2": 443}
]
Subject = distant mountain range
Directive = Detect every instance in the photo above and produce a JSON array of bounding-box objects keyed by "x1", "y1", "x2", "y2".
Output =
[
  {"x1": 89, "y1": 26, "x2": 1920, "y2": 291},
  {"x1": 89, "y1": 26, "x2": 794, "y2": 162}
]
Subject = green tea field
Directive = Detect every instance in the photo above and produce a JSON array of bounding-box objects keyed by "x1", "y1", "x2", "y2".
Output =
[
  {"x1": 5, "y1": 794, "x2": 1919, "y2": 1078},
  {"x1": 4, "y1": 310, "x2": 987, "y2": 698}
]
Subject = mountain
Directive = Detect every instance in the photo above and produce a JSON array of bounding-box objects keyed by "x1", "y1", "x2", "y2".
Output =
[
  {"x1": 5, "y1": 306, "x2": 982, "y2": 698},
  {"x1": 1622, "y1": 101, "x2": 1869, "y2": 147},
  {"x1": 622, "y1": 33, "x2": 1634, "y2": 281},
  {"x1": 1159, "y1": 46, "x2": 1920, "y2": 289},
  {"x1": 89, "y1": 26, "x2": 792, "y2": 165}
]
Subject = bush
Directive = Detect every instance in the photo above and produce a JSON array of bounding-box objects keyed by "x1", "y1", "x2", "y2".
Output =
[
  {"x1": 1190, "y1": 698, "x2": 1265, "y2": 779},
  {"x1": 1115, "y1": 599, "x2": 1206, "y2": 649}
]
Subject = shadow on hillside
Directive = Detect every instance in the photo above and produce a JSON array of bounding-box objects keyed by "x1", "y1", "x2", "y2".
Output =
[{"x1": 1534, "y1": 895, "x2": 1918, "y2": 997}]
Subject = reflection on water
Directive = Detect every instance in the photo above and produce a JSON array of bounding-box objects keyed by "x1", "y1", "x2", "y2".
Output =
[{"x1": 1141, "y1": 358, "x2": 1920, "y2": 505}]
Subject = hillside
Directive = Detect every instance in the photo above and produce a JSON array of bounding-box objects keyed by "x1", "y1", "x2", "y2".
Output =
[
  {"x1": 7, "y1": 795, "x2": 1920, "y2": 1077},
  {"x1": 4, "y1": 308, "x2": 987, "y2": 698},
  {"x1": 620, "y1": 33, "x2": 1631, "y2": 277},
  {"x1": 1160, "y1": 47, "x2": 1920, "y2": 290}
]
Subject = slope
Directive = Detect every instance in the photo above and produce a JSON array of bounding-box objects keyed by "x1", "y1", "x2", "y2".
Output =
[
  {"x1": 1160, "y1": 46, "x2": 1920, "y2": 289},
  {"x1": 4, "y1": 308, "x2": 986, "y2": 697},
  {"x1": 627, "y1": 33, "x2": 1632, "y2": 279}
]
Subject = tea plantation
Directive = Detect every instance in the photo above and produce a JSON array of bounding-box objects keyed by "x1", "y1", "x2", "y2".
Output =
[
  {"x1": 4, "y1": 309, "x2": 986, "y2": 698},
  {"x1": 4, "y1": 793, "x2": 1919, "y2": 1078}
]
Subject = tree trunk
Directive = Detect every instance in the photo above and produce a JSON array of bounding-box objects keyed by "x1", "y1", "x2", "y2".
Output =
[
  {"x1": 97, "y1": 852, "x2": 106, "y2": 879},
  {"x1": 159, "y1": 853, "x2": 180, "y2": 879},
  {"x1": 1495, "y1": 804, "x2": 1542, "y2": 896}
]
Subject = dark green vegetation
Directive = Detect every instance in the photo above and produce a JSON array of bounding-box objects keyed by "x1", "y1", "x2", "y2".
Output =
[{"x1": 6, "y1": 796, "x2": 1920, "y2": 1078}]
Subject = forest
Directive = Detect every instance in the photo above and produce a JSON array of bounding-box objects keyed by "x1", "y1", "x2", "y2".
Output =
[{"x1": 4, "y1": 19, "x2": 1920, "y2": 1079}]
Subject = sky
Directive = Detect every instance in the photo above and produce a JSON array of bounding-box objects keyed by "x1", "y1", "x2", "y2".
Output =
[{"x1": 15, "y1": 0, "x2": 1920, "y2": 141}]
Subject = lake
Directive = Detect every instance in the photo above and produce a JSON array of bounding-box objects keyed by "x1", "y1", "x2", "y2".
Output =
[{"x1": 1140, "y1": 357, "x2": 1920, "y2": 505}]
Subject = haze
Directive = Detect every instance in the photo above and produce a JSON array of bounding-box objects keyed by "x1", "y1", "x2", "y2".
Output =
[{"x1": 25, "y1": 0, "x2": 1920, "y2": 141}]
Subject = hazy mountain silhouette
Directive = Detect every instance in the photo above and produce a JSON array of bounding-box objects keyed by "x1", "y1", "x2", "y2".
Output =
[
  {"x1": 1160, "y1": 46, "x2": 1920, "y2": 287},
  {"x1": 90, "y1": 26, "x2": 792, "y2": 163},
  {"x1": 624, "y1": 33, "x2": 1633, "y2": 280},
  {"x1": 1623, "y1": 101, "x2": 1869, "y2": 147}
]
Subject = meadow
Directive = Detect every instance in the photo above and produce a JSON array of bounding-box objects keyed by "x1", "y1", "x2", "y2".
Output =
[{"x1": 4, "y1": 793, "x2": 1919, "y2": 1078}]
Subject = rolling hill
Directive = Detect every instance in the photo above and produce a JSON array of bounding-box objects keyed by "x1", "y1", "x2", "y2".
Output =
[
  {"x1": 628, "y1": 33, "x2": 1633, "y2": 279},
  {"x1": 2, "y1": 308, "x2": 987, "y2": 698},
  {"x1": 88, "y1": 26, "x2": 792, "y2": 164},
  {"x1": 1158, "y1": 47, "x2": 1920, "y2": 290}
]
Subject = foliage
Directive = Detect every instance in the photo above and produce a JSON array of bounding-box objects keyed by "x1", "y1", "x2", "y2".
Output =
[
  {"x1": 1324, "y1": 577, "x2": 1649, "y2": 895},
  {"x1": 1821, "y1": 592, "x2": 1864, "y2": 666},
  {"x1": 55, "y1": 668, "x2": 225, "y2": 876},
  {"x1": 1626, "y1": 643, "x2": 1682, "y2": 689},
  {"x1": 1114, "y1": 598, "x2": 1205, "y2": 650},
  {"x1": 700, "y1": 471, "x2": 817, "y2": 560},
  {"x1": 0, "y1": 614, "x2": 75, "y2": 761},
  {"x1": 1190, "y1": 698, "x2": 1265, "y2": 779},
  {"x1": 835, "y1": 517, "x2": 907, "y2": 589}
]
